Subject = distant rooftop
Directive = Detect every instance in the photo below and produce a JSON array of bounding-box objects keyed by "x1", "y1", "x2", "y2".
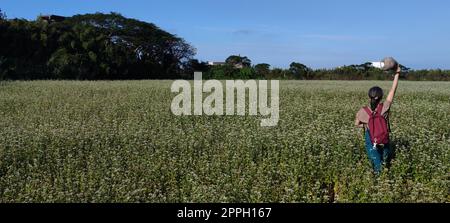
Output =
[{"x1": 207, "y1": 61, "x2": 226, "y2": 66}]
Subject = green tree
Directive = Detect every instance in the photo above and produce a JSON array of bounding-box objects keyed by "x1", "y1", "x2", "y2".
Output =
[
  {"x1": 225, "y1": 55, "x2": 251, "y2": 68},
  {"x1": 237, "y1": 67, "x2": 255, "y2": 79},
  {"x1": 0, "y1": 12, "x2": 196, "y2": 80},
  {"x1": 181, "y1": 59, "x2": 210, "y2": 79},
  {"x1": 204, "y1": 64, "x2": 237, "y2": 79},
  {"x1": 254, "y1": 63, "x2": 270, "y2": 79},
  {"x1": 269, "y1": 68, "x2": 291, "y2": 79},
  {"x1": 63, "y1": 12, "x2": 196, "y2": 79},
  {"x1": 289, "y1": 62, "x2": 311, "y2": 79}
]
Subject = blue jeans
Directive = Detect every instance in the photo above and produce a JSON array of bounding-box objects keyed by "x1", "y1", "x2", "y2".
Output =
[{"x1": 365, "y1": 130, "x2": 392, "y2": 174}]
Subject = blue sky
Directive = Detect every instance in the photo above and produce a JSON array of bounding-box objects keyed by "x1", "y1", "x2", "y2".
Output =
[{"x1": 2, "y1": 0, "x2": 449, "y2": 69}]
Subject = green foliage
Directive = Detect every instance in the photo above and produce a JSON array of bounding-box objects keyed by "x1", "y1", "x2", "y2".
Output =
[
  {"x1": 0, "y1": 80, "x2": 448, "y2": 202},
  {"x1": 225, "y1": 55, "x2": 252, "y2": 67},
  {"x1": 289, "y1": 62, "x2": 311, "y2": 79},
  {"x1": 204, "y1": 64, "x2": 236, "y2": 79},
  {"x1": 267, "y1": 68, "x2": 291, "y2": 79},
  {"x1": 200, "y1": 58, "x2": 450, "y2": 81},
  {"x1": 0, "y1": 12, "x2": 195, "y2": 80},
  {"x1": 254, "y1": 63, "x2": 270, "y2": 79},
  {"x1": 183, "y1": 59, "x2": 209, "y2": 77},
  {"x1": 237, "y1": 67, "x2": 255, "y2": 79},
  {"x1": 203, "y1": 64, "x2": 261, "y2": 80}
]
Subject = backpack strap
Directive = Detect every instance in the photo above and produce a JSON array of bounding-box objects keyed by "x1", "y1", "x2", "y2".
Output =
[
  {"x1": 376, "y1": 103, "x2": 384, "y2": 114},
  {"x1": 363, "y1": 106, "x2": 372, "y2": 116},
  {"x1": 363, "y1": 103, "x2": 384, "y2": 116}
]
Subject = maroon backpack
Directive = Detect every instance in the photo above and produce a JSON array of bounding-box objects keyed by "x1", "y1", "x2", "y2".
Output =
[{"x1": 364, "y1": 103, "x2": 389, "y2": 145}]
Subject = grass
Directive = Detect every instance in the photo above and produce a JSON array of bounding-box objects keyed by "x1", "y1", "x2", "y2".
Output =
[{"x1": 0, "y1": 80, "x2": 448, "y2": 202}]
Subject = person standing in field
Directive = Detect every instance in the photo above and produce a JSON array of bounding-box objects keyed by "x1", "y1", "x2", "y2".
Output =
[{"x1": 355, "y1": 60, "x2": 401, "y2": 174}]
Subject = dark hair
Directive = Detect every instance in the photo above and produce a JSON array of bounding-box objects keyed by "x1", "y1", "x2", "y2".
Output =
[{"x1": 368, "y1": 86, "x2": 383, "y2": 110}]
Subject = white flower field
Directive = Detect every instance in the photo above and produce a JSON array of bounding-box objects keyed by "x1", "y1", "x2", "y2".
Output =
[{"x1": 0, "y1": 80, "x2": 448, "y2": 202}]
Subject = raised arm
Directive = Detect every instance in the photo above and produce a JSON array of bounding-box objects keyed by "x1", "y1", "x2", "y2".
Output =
[{"x1": 386, "y1": 66, "x2": 401, "y2": 103}]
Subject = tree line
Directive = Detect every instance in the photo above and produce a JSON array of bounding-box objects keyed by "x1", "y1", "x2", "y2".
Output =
[
  {"x1": 0, "y1": 11, "x2": 195, "y2": 80},
  {"x1": 191, "y1": 56, "x2": 450, "y2": 81},
  {"x1": 0, "y1": 9, "x2": 449, "y2": 81}
]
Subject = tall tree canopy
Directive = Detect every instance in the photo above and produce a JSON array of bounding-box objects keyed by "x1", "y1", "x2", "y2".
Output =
[{"x1": 0, "y1": 12, "x2": 195, "y2": 80}]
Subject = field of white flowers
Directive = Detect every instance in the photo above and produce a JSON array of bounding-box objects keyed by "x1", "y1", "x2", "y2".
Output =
[{"x1": 0, "y1": 80, "x2": 448, "y2": 202}]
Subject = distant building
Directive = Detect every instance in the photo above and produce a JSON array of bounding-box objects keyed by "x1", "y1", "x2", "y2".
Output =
[
  {"x1": 207, "y1": 61, "x2": 226, "y2": 66},
  {"x1": 207, "y1": 61, "x2": 245, "y2": 68},
  {"x1": 38, "y1": 15, "x2": 66, "y2": 23}
]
